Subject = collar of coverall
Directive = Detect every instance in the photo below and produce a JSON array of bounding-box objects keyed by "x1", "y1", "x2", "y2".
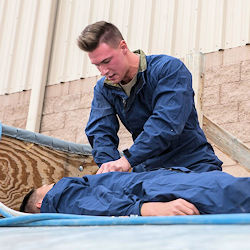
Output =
[{"x1": 103, "y1": 49, "x2": 147, "y2": 88}]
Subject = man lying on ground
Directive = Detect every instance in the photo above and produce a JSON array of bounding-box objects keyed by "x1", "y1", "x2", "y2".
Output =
[{"x1": 20, "y1": 168, "x2": 250, "y2": 216}]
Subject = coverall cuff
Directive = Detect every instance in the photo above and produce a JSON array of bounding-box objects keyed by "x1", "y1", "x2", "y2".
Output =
[
  {"x1": 125, "y1": 200, "x2": 143, "y2": 216},
  {"x1": 122, "y1": 149, "x2": 137, "y2": 167}
]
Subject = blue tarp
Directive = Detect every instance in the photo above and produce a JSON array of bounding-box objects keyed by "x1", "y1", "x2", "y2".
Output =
[{"x1": 1, "y1": 201, "x2": 250, "y2": 226}]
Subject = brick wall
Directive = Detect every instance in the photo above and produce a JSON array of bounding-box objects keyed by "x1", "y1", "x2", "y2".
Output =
[
  {"x1": 0, "y1": 90, "x2": 30, "y2": 129},
  {"x1": 203, "y1": 46, "x2": 250, "y2": 146},
  {"x1": 203, "y1": 45, "x2": 250, "y2": 176},
  {"x1": 40, "y1": 78, "x2": 95, "y2": 144}
]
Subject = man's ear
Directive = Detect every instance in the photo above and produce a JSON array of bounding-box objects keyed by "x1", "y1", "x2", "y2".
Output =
[
  {"x1": 119, "y1": 40, "x2": 128, "y2": 53},
  {"x1": 35, "y1": 201, "x2": 42, "y2": 209}
]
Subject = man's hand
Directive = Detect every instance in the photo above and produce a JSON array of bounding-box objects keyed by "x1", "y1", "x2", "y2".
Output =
[
  {"x1": 140, "y1": 199, "x2": 200, "y2": 216},
  {"x1": 97, "y1": 156, "x2": 131, "y2": 174}
]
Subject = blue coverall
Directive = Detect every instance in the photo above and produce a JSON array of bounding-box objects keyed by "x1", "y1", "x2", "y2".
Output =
[
  {"x1": 41, "y1": 169, "x2": 250, "y2": 216},
  {"x1": 85, "y1": 51, "x2": 222, "y2": 172}
]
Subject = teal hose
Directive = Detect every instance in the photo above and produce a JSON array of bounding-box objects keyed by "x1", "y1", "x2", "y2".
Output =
[
  {"x1": 1, "y1": 201, "x2": 250, "y2": 226},
  {"x1": 1, "y1": 213, "x2": 250, "y2": 227}
]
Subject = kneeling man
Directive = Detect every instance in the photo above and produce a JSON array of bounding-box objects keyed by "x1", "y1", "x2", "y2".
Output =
[{"x1": 20, "y1": 168, "x2": 250, "y2": 216}]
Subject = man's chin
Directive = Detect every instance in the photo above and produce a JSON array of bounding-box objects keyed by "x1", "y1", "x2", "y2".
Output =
[{"x1": 105, "y1": 77, "x2": 120, "y2": 84}]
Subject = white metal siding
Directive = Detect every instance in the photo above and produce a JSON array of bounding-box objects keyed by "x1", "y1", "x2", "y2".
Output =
[
  {"x1": 0, "y1": 0, "x2": 57, "y2": 95},
  {"x1": 0, "y1": 0, "x2": 250, "y2": 94},
  {"x1": 0, "y1": 0, "x2": 38, "y2": 94}
]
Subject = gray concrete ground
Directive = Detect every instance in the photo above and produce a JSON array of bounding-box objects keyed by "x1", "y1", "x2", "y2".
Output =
[{"x1": 0, "y1": 225, "x2": 250, "y2": 250}]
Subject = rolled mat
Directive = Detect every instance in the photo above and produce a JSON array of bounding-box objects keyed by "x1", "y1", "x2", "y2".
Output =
[{"x1": 1, "y1": 202, "x2": 250, "y2": 227}]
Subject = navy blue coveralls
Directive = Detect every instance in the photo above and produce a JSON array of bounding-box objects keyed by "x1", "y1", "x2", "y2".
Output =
[
  {"x1": 41, "y1": 169, "x2": 250, "y2": 216},
  {"x1": 85, "y1": 51, "x2": 222, "y2": 172}
]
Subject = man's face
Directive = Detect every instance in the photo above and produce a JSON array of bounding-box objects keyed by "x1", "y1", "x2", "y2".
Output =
[
  {"x1": 37, "y1": 183, "x2": 54, "y2": 198},
  {"x1": 88, "y1": 41, "x2": 128, "y2": 84}
]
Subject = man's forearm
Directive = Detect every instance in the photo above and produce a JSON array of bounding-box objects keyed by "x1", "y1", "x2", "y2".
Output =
[{"x1": 140, "y1": 199, "x2": 200, "y2": 216}]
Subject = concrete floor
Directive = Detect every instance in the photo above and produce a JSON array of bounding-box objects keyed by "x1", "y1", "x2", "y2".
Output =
[{"x1": 0, "y1": 225, "x2": 250, "y2": 250}]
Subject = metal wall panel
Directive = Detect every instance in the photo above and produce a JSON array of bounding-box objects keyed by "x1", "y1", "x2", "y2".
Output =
[
  {"x1": 172, "y1": 0, "x2": 200, "y2": 56},
  {"x1": 48, "y1": 0, "x2": 250, "y2": 85},
  {"x1": 149, "y1": 0, "x2": 176, "y2": 55},
  {"x1": 0, "y1": 0, "x2": 37, "y2": 94},
  {"x1": 224, "y1": 0, "x2": 250, "y2": 48},
  {"x1": 198, "y1": 0, "x2": 225, "y2": 52},
  {"x1": 0, "y1": 0, "x2": 57, "y2": 95},
  {"x1": 25, "y1": 0, "x2": 58, "y2": 132},
  {"x1": 1, "y1": 0, "x2": 250, "y2": 93}
]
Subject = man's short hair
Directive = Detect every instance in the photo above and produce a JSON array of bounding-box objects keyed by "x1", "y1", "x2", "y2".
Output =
[
  {"x1": 20, "y1": 189, "x2": 37, "y2": 213},
  {"x1": 77, "y1": 21, "x2": 124, "y2": 52}
]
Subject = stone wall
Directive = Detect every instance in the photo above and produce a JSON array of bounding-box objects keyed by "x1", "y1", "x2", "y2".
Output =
[
  {"x1": 0, "y1": 90, "x2": 30, "y2": 129},
  {"x1": 203, "y1": 45, "x2": 250, "y2": 147},
  {"x1": 203, "y1": 45, "x2": 250, "y2": 176},
  {"x1": 40, "y1": 78, "x2": 95, "y2": 144}
]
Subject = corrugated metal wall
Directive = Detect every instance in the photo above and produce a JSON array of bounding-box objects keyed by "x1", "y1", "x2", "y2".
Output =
[
  {"x1": 0, "y1": 0, "x2": 58, "y2": 94},
  {"x1": 1, "y1": 0, "x2": 250, "y2": 94}
]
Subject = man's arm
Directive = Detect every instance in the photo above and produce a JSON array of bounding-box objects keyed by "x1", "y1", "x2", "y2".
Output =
[
  {"x1": 97, "y1": 58, "x2": 194, "y2": 173},
  {"x1": 140, "y1": 199, "x2": 200, "y2": 216},
  {"x1": 86, "y1": 83, "x2": 121, "y2": 167}
]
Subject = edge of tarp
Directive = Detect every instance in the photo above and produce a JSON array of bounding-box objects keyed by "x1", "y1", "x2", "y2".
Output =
[
  {"x1": 0, "y1": 122, "x2": 92, "y2": 155},
  {"x1": 1, "y1": 202, "x2": 250, "y2": 227}
]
